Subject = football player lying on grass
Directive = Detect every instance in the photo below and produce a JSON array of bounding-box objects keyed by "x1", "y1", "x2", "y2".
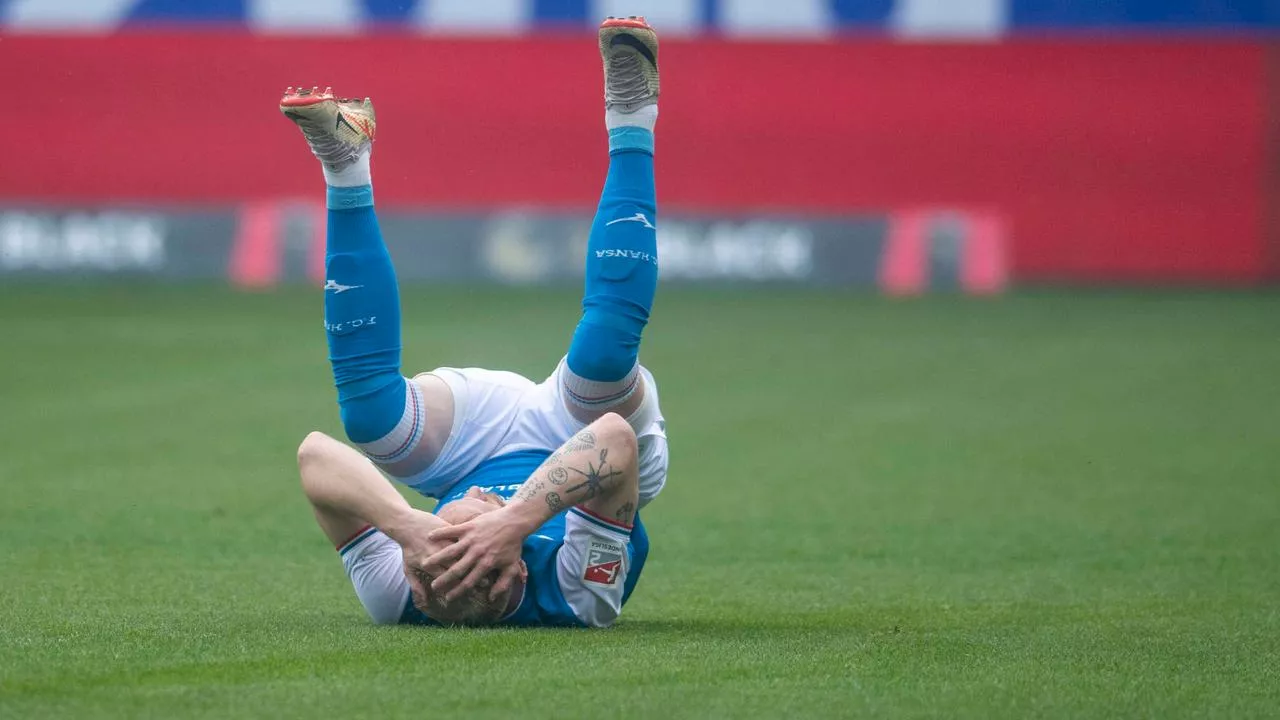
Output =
[
  {"x1": 298, "y1": 412, "x2": 641, "y2": 626},
  {"x1": 283, "y1": 16, "x2": 666, "y2": 627}
]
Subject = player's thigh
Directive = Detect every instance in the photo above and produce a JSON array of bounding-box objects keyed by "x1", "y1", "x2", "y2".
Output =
[
  {"x1": 390, "y1": 367, "x2": 535, "y2": 496},
  {"x1": 556, "y1": 511, "x2": 633, "y2": 628},
  {"x1": 376, "y1": 373, "x2": 456, "y2": 479},
  {"x1": 340, "y1": 530, "x2": 411, "y2": 625}
]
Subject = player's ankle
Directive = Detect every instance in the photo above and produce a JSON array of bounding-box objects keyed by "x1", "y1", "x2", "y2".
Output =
[
  {"x1": 323, "y1": 150, "x2": 372, "y2": 188},
  {"x1": 606, "y1": 105, "x2": 657, "y2": 133},
  {"x1": 607, "y1": 126, "x2": 654, "y2": 156},
  {"x1": 326, "y1": 184, "x2": 374, "y2": 210}
]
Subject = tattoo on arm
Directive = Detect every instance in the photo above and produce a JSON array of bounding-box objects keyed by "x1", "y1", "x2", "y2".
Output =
[
  {"x1": 564, "y1": 448, "x2": 623, "y2": 502},
  {"x1": 515, "y1": 428, "x2": 629, "y2": 522},
  {"x1": 515, "y1": 479, "x2": 545, "y2": 502},
  {"x1": 547, "y1": 466, "x2": 568, "y2": 486},
  {"x1": 547, "y1": 429, "x2": 596, "y2": 464}
]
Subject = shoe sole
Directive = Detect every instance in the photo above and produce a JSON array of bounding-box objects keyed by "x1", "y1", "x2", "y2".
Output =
[{"x1": 601, "y1": 16, "x2": 651, "y2": 30}]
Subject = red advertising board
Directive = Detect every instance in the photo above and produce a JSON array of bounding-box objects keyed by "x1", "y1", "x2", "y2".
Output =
[{"x1": 2, "y1": 33, "x2": 1271, "y2": 283}]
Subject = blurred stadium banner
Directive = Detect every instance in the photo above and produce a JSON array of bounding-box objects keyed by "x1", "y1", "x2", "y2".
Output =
[
  {"x1": 2, "y1": 0, "x2": 1278, "y2": 287},
  {"x1": 3, "y1": 1, "x2": 1277, "y2": 34},
  {"x1": 0, "y1": 205, "x2": 1008, "y2": 293}
]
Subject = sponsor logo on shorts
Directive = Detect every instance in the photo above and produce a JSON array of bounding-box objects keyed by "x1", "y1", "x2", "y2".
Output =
[{"x1": 583, "y1": 538, "x2": 624, "y2": 586}]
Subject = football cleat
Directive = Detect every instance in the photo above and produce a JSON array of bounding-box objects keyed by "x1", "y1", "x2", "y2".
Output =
[
  {"x1": 279, "y1": 86, "x2": 376, "y2": 172},
  {"x1": 599, "y1": 16, "x2": 659, "y2": 113}
]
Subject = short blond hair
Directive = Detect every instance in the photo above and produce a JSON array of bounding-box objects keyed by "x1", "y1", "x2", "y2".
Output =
[
  {"x1": 413, "y1": 497, "x2": 515, "y2": 625},
  {"x1": 412, "y1": 573, "x2": 508, "y2": 626}
]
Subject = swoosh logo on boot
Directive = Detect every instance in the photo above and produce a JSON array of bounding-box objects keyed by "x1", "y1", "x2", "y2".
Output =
[{"x1": 610, "y1": 33, "x2": 657, "y2": 68}]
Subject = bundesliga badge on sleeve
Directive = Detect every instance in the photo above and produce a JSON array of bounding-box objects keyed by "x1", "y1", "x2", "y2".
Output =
[{"x1": 583, "y1": 539, "x2": 624, "y2": 586}]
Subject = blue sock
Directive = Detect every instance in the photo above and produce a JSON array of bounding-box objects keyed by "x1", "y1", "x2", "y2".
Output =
[
  {"x1": 566, "y1": 127, "x2": 658, "y2": 384},
  {"x1": 323, "y1": 185, "x2": 406, "y2": 445}
]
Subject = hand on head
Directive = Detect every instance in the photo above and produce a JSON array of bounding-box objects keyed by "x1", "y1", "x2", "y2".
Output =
[
  {"x1": 423, "y1": 490, "x2": 531, "y2": 604},
  {"x1": 405, "y1": 490, "x2": 526, "y2": 623}
]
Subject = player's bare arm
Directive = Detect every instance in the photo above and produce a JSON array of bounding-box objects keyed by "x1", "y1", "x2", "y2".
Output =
[
  {"x1": 297, "y1": 431, "x2": 453, "y2": 598},
  {"x1": 423, "y1": 412, "x2": 640, "y2": 602}
]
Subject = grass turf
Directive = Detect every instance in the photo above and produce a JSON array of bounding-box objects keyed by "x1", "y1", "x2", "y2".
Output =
[{"x1": 0, "y1": 286, "x2": 1277, "y2": 718}]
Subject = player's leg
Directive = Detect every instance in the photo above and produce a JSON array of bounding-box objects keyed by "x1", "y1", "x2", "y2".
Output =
[
  {"x1": 279, "y1": 88, "x2": 451, "y2": 478},
  {"x1": 561, "y1": 18, "x2": 661, "y2": 426}
]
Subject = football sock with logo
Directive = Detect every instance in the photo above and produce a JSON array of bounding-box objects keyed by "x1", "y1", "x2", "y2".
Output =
[
  {"x1": 324, "y1": 177, "x2": 423, "y2": 464},
  {"x1": 563, "y1": 126, "x2": 657, "y2": 413}
]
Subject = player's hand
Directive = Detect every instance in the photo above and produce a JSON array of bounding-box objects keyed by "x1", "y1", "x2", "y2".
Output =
[
  {"x1": 391, "y1": 510, "x2": 452, "y2": 603},
  {"x1": 425, "y1": 508, "x2": 528, "y2": 603}
]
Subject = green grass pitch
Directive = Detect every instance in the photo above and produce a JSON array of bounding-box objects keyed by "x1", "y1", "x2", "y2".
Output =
[{"x1": 1, "y1": 286, "x2": 1277, "y2": 718}]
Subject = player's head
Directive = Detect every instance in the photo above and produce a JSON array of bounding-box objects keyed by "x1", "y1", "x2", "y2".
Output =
[
  {"x1": 413, "y1": 490, "x2": 521, "y2": 626},
  {"x1": 437, "y1": 487, "x2": 507, "y2": 522}
]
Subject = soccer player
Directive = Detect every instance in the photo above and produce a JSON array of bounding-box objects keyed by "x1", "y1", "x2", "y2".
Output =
[{"x1": 285, "y1": 17, "x2": 667, "y2": 627}]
